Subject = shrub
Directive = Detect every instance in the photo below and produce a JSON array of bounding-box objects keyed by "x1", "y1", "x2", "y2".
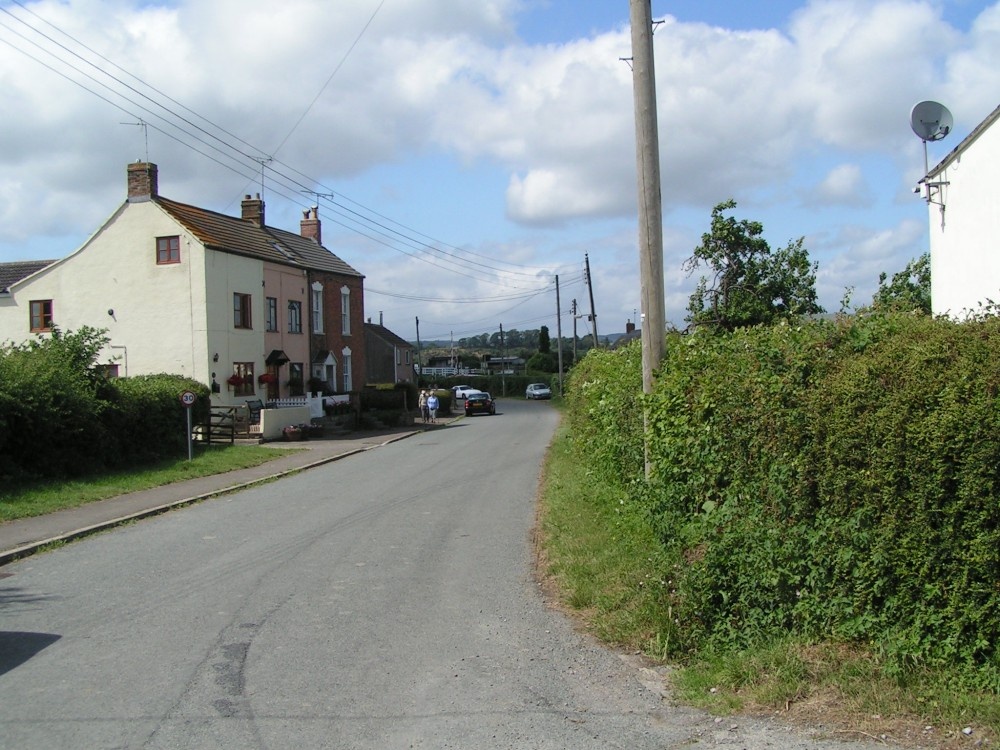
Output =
[{"x1": 567, "y1": 313, "x2": 1000, "y2": 688}]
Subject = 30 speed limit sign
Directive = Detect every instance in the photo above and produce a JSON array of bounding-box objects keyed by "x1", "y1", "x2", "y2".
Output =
[{"x1": 180, "y1": 390, "x2": 197, "y2": 407}]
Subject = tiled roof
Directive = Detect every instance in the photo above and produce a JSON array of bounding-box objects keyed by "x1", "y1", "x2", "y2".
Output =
[
  {"x1": 0, "y1": 260, "x2": 56, "y2": 292},
  {"x1": 155, "y1": 197, "x2": 362, "y2": 278},
  {"x1": 365, "y1": 322, "x2": 413, "y2": 349}
]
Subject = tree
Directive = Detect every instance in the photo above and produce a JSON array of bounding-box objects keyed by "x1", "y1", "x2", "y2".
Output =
[
  {"x1": 872, "y1": 253, "x2": 931, "y2": 314},
  {"x1": 684, "y1": 200, "x2": 823, "y2": 332},
  {"x1": 538, "y1": 325, "x2": 551, "y2": 354},
  {"x1": 526, "y1": 351, "x2": 557, "y2": 373}
]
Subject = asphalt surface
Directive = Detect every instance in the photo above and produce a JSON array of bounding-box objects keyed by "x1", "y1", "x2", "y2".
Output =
[{"x1": 0, "y1": 421, "x2": 443, "y2": 567}]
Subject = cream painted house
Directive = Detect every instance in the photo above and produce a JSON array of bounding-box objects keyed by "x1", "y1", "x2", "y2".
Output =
[
  {"x1": 923, "y1": 103, "x2": 1000, "y2": 317},
  {"x1": 0, "y1": 162, "x2": 366, "y2": 406}
]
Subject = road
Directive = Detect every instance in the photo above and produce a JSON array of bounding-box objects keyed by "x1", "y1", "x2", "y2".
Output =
[{"x1": 0, "y1": 399, "x2": 884, "y2": 749}]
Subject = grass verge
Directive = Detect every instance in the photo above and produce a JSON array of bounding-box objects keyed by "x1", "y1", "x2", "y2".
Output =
[
  {"x1": 536, "y1": 421, "x2": 1000, "y2": 749},
  {"x1": 0, "y1": 445, "x2": 296, "y2": 522}
]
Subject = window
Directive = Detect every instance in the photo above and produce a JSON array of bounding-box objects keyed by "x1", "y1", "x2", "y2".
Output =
[
  {"x1": 405, "y1": 350, "x2": 411, "y2": 365},
  {"x1": 396, "y1": 348, "x2": 401, "y2": 366},
  {"x1": 232, "y1": 362, "x2": 255, "y2": 397},
  {"x1": 289, "y1": 362, "x2": 304, "y2": 396},
  {"x1": 341, "y1": 286, "x2": 351, "y2": 335},
  {"x1": 156, "y1": 236, "x2": 180, "y2": 265},
  {"x1": 29, "y1": 300, "x2": 53, "y2": 332},
  {"x1": 96, "y1": 363, "x2": 120, "y2": 379},
  {"x1": 266, "y1": 297, "x2": 278, "y2": 332},
  {"x1": 288, "y1": 300, "x2": 302, "y2": 333},
  {"x1": 311, "y1": 283, "x2": 324, "y2": 334},
  {"x1": 342, "y1": 348, "x2": 353, "y2": 392},
  {"x1": 234, "y1": 293, "x2": 252, "y2": 329}
]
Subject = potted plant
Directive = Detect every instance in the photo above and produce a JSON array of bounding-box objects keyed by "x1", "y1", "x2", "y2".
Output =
[
  {"x1": 258, "y1": 373, "x2": 277, "y2": 385},
  {"x1": 226, "y1": 373, "x2": 244, "y2": 388},
  {"x1": 282, "y1": 424, "x2": 304, "y2": 441}
]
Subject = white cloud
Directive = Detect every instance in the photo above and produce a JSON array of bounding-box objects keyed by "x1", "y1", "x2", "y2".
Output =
[
  {"x1": 0, "y1": 0, "x2": 995, "y2": 333},
  {"x1": 806, "y1": 163, "x2": 871, "y2": 207}
]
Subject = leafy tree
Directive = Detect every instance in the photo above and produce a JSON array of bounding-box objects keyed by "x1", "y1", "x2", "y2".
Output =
[
  {"x1": 538, "y1": 325, "x2": 551, "y2": 354},
  {"x1": 872, "y1": 253, "x2": 931, "y2": 314},
  {"x1": 684, "y1": 199, "x2": 823, "y2": 331},
  {"x1": 526, "y1": 351, "x2": 557, "y2": 373}
]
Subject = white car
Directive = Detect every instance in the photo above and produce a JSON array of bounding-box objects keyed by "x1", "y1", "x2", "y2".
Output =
[
  {"x1": 451, "y1": 385, "x2": 481, "y2": 400},
  {"x1": 525, "y1": 383, "x2": 552, "y2": 400}
]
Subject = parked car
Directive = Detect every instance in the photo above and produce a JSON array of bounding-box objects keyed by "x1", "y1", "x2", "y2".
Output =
[
  {"x1": 464, "y1": 391, "x2": 495, "y2": 416},
  {"x1": 525, "y1": 383, "x2": 552, "y2": 400},
  {"x1": 452, "y1": 384, "x2": 480, "y2": 400}
]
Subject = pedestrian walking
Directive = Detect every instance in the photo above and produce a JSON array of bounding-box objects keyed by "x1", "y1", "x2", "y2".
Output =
[
  {"x1": 426, "y1": 392, "x2": 439, "y2": 423},
  {"x1": 418, "y1": 390, "x2": 429, "y2": 423}
]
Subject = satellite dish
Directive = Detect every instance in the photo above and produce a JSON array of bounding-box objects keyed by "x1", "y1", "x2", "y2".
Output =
[{"x1": 910, "y1": 100, "x2": 953, "y2": 142}]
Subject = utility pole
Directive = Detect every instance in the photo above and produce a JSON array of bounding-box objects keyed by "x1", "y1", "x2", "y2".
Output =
[
  {"x1": 630, "y1": 0, "x2": 666, "y2": 386},
  {"x1": 555, "y1": 275, "x2": 564, "y2": 395},
  {"x1": 415, "y1": 316, "x2": 422, "y2": 383},
  {"x1": 584, "y1": 253, "x2": 599, "y2": 347},
  {"x1": 630, "y1": 0, "x2": 667, "y2": 477},
  {"x1": 571, "y1": 299, "x2": 579, "y2": 365},
  {"x1": 499, "y1": 322, "x2": 506, "y2": 397}
]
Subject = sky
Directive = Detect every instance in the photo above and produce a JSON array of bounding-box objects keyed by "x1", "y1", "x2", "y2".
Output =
[{"x1": 1, "y1": 0, "x2": 999, "y2": 344}]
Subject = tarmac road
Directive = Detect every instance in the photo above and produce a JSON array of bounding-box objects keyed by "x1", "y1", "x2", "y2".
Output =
[{"x1": 0, "y1": 400, "x2": 886, "y2": 749}]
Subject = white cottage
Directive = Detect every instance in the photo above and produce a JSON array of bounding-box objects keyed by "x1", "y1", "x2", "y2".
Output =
[
  {"x1": 923, "y1": 103, "x2": 1000, "y2": 317},
  {"x1": 0, "y1": 162, "x2": 366, "y2": 406}
]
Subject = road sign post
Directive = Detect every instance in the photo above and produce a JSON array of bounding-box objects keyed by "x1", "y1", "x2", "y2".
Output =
[{"x1": 179, "y1": 390, "x2": 196, "y2": 461}]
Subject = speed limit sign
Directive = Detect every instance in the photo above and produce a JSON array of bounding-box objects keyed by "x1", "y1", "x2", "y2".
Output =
[{"x1": 180, "y1": 390, "x2": 197, "y2": 407}]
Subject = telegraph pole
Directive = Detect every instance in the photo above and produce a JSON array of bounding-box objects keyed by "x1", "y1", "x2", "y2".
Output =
[
  {"x1": 571, "y1": 299, "x2": 579, "y2": 365},
  {"x1": 584, "y1": 253, "x2": 599, "y2": 347},
  {"x1": 630, "y1": 0, "x2": 666, "y2": 386},
  {"x1": 499, "y1": 322, "x2": 506, "y2": 397},
  {"x1": 555, "y1": 275, "x2": 564, "y2": 395},
  {"x1": 630, "y1": 0, "x2": 667, "y2": 475},
  {"x1": 415, "y1": 316, "x2": 423, "y2": 383}
]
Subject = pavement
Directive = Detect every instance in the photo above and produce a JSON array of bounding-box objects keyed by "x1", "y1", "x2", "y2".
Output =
[{"x1": 0, "y1": 418, "x2": 456, "y2": 566}]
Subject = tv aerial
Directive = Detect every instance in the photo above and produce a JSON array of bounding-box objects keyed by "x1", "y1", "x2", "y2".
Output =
[{"x1": 910, "y1": 100, "x2": 952, "y2": 208}]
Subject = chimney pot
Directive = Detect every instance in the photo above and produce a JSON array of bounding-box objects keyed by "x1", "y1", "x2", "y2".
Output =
[
  {"x1": 241, "y1": 194, "x2": 265, "y2": 226},
  {"x1": 300, "y1": 205, "x2": 322, "y2": 244},
  {"x1": 127, "y1": 162, "x2": 158, "y2": 202}
]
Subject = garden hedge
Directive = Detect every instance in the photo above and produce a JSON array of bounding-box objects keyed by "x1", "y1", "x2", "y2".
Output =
[{"x1": 566, "y1": 312, "x2": 1000, "y2": 689}]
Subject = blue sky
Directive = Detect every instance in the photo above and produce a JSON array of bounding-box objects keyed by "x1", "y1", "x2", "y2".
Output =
[{"x1": 2, "y1": 0, "x2": 999, "y2": 341}]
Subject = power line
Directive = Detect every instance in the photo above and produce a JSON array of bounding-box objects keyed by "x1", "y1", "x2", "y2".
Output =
[{"x1": 0, "y1": 1, "x2": 572, "y2": 285}]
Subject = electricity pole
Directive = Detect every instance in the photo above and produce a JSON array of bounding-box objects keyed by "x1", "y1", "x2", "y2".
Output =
[
  {"x1": 571, "y1": 299, "x2": 579, "y2": 366},
  {"x1": 555, "y1": 275, "x2": 564, "y2": 395},
  {"x1": 499, "y1": 322, "x2": 506, "y2": 397},
  {"x1": 630, "y1": 0, "x2": 667, "y2": 475},
  {"x1": 584, "y1": 253, "x2": 599, "y2": 347},
  {"x1": 415, "y1": 316, "x2": 422, "y2": 383}
]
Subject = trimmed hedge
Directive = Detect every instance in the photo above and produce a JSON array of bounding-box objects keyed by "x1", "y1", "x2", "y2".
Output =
[
  {"x1": 566, "y1": 313, "x2": 1000, "y2": 689},
  {"x1": 0, "y1": 328, "x2": 210, "y2": 483}
]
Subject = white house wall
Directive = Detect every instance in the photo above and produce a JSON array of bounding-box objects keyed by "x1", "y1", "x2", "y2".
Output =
[
  {"x1": 929, "y1": 119, "x2": 1000, "y2": 317},
  {"x1": 206, "y1": 249, "x2": 265, "y2": 397},
  {"x1": 0, "y1": 201, "x2": 210, "y2": 379}
]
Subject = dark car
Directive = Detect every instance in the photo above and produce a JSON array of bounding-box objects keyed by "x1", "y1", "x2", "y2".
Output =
[{"x1": 464, "y1": 391, "x2": 495, "y2": 416}]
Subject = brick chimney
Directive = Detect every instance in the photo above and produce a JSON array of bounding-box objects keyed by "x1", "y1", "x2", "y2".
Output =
[
  {"x1": 625, "y1": 319, "x2": 636, "y2": 334},
  {"x1": 300, "y1": 206, "x2": 321, "y2": 244},
  {"x1": 241, "y1": 194, "x2": 265, "y2": 226},
  {"x1": 127, "y1": 161, "x2": 158, "y2": 202}
]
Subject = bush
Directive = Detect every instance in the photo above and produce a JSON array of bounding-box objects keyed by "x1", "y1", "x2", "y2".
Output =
[
  {"x1": 566, "y1": 313, "x2": 1000, "y2": 688},
  {"x1": 0, "y1": 328, "x2": 210, "y2": 483}
]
